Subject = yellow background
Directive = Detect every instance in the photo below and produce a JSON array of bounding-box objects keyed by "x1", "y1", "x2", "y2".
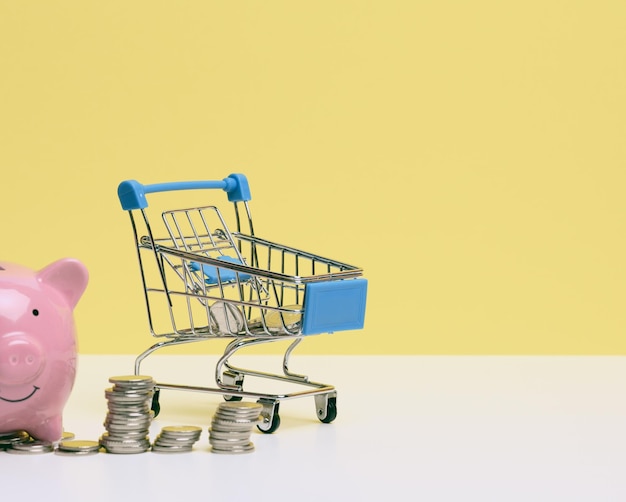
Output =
[{"x1": 1, "y1": 1, "x2": 624, "y2": 355}]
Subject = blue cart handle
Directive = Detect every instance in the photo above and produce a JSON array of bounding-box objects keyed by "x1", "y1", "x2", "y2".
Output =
[{"x1": 118, "y1": 173, "x2": 251, "y2": 210}]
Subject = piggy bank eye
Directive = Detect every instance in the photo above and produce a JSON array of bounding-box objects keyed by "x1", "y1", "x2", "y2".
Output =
[{"x1": 32, "y1": 309, "x2": 39, "y2": 317}]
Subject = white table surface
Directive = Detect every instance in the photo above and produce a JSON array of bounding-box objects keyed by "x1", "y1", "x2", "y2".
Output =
[{"x1": 2, "y1": 354, "x2": 625, "y2": 501}]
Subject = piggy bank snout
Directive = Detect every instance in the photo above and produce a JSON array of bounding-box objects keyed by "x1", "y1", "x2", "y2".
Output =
[{"x1": 0, "y1": 334, "x2": 45, "y2": 384}]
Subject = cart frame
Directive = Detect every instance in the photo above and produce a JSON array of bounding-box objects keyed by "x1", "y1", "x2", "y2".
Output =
[{"x1": 117, "y1": 174, "x2": 367, "y2": 432}]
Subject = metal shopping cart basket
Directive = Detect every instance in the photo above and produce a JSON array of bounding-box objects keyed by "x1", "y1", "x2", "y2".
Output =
[{"x1": 117, "y1": 174, "x2": 367, "y2": 432}]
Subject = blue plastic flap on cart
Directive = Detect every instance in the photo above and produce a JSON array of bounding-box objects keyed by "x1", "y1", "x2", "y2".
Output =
[
  {"x1": 118, "y1": 174, "x2": 251, "y2": 210},
  {"x1": 190, "y1": 256, "x2": 251, "y2": 285},
  {"x1": 302, "y1": 279, "x2": 368, "y2": 335}
]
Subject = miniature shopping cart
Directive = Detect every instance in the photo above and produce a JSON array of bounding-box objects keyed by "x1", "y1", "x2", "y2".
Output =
[{"x1": 117, "y1": 174, "x2": 367, "y2": 432}]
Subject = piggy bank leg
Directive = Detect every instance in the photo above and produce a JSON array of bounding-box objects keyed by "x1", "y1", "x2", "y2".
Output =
[{"x1": 28, "y1": 415, "x2": 63, "y2": 443}]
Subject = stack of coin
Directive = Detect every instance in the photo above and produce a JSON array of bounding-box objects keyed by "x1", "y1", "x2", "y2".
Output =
[
  {"x1": 0, "y1": 430, "x2": 76, "y2": 454},
  {"x1": 55, "y1": 440, "x2": 101, "y2": 456},
  {"x1": 0, "y1": 430, "x2": 30, "y2": 450},
  {"x1": 151, "y1": 425, "x2": 202, "y2": 453},
  {"x1": 208, "y1": 401, "x2": 263, "y2": 454},
  {"x1": 99, "y1": 375, "x2": 155, "y2": 454},
  {"x1": 7, "y1": 439, "x2": 55, "y2": 455}
]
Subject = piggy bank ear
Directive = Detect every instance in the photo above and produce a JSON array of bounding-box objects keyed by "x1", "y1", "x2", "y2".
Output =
[{"x1": 37, "y1": 258, "x2": 89, "y2": 309}]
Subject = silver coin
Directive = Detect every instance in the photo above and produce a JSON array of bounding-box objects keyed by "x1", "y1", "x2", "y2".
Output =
[
  {"x1": 111, "y1": 385, "x2": 154, "y2": 394},
  {"x1": 214, "y1": 407, "x2": 262, "y2": 417},
  {"x1": 104, "y1": 416, "x2": 152, "y2": 426},
  {"x1": 158, "y1": 432, "x2": 201, "y2": 441},
  {"x1": 105, "y1": 388, "x2": 153, "y2": 399},
  {"x1": 210, "y1": 443, "x2": 255, "y2": 454},
  {"x1": 103, "y1": 423, "x2": 151, "y2": 432},
  {"x1": 104, "y1": 424, "x2": 151, "y2": 433},
  {"x1": 99, "y1": 431, "x2": 150, "y2": 442},
  {"x1": 219, "y1": 401, "x2": 263, "y2": 411},
  {"x1": 156, "y1": 433, "x2": 200, "y2": 442},
  {"x1": 0, "y1": 430, "x2": 31, "y2": 448},
  {"x1": 106, "y1": 399, "x2": 153, "y2": 408},
  {"x1": 212, "y1": 414, "x2": 259, "y2": 423},
  {"x1": 106, "y1": 405, "x2": 152, "y2": 415},
  {"x1": 155, "y1": 438, "x2": 198, "y2": 445},
  {"x1": 212, "y1": 416, "x2": 258, "y2": 423},
  {"x1": 55, "y1": 448, "x2": 100, "y2": 457},
  {"x1": 102, "y1": 446, "x2": 149, "y2": 454},
  {"x1": 109, "y1": 375, "x2": 155, "y2": 385},
  {"x1": 214, "y1": 416, "x2": 260, "y2": 424},
  {"x1": 209, "y1": 440, "x2": 251, "y2": 450},
  {"x1": 105, "y1": 427, "x2": 151, "y2": 436},
  {"x1": 158, "y1": 433, "x2": 201, "y2": 442},
  {"x1": 208, "y1": 430, "x2": 251, "y2": 441},
  {"x1": 208, "y1": 435, "x2": 251, "y2": 444},
  {"x1": 161, "y1": 425, "x2": 202, "y2": 434},
  {"x1": 106, "y1": 410, "x2": 152, "y2": 419},
  {"x1": 210, "y1": 421, "x2": 256, "y2": 433},
  {"x1": 105, "y1": 386, "x2": 153, "y2": 396},
  {"x1": 6, "y1": 448, "x2": 47, "y2": 455},
  {"x1": 105, "y1": 395, "x2": 152, "y2": 406},
  {"x1": 99, "y1": 433, "x2": 150, "y2": 445},
  {"x1": 102, "y1": 439, "x2": 150, "y2": 448},
  {"x1": 215, "y1": 405, "x2": 262, "y2": 414},
  {"x1": 7, "y1": 440, "x2": 54, "y2": 454},
  {"x1": 100, "y1": 442, "x2": 150, "y2": 454},
  {"x1": 105, "y1": 415, "x2": 152, "y2": 424},
  {"x1": 151, "y1": 444, "x2": 193, "y2": 453},
  {"x1": 210, "y1": 444, "x2": 253, "y2": 453}
]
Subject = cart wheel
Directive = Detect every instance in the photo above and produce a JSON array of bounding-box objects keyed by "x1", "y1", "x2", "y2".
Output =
[
  {"x1": 222, "y1": 370, "x2": 244, "y2": 402},
  {"x1": 256, "y1": 400, "x2": 280, "y2": 434},
  {"x1": 151, "y1": 388, "x2": 161, "y2": 418},
  {"x1": 318, "y1": 397, "x2": 337, "y2": 424},
  {"x1": 257, "y1": 413, "x2": 280, "y2": 434}
]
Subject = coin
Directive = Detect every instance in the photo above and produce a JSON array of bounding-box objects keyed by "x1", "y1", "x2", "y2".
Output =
[
  {"x1": 101, "y1": 375, "x2": 155, "y2": 454},
  {"x1": 55, "y1": 439, "x2": 102, "y2": 456},
  {"x1": 55, "y1": 449, "x2": 100, "y2": 457},
  {"x1": 151, "y1": 424, "x2": 202, "y2": 453},
  {"x1": 57, "y1": 440, "x2": 101, "y2": 452},
  {"x1": 109, "y1": 375, "x2": 154, "y2": 386},
  {"x1": 208, "y1": 429, "x2": 251, "y2": 440},
  {"x1": 0, "y1": 431, "x2": 31, "y2": 449},
  {"x1": 210, "y1": 443, "x2": 255, "y2": 455},
  {"x1": 7, "y1": 440, "x2": 54, "y2": 455},
  {"x1": 219, "y1": 401, "x2": 263, "y2": 411},
  {"x1": 151, "y1": 444, "x2": 193, "y2": 454},
  {"x1": 161, "y1": 425, "x2": 202, "y2": 435},
  {"x1": 208, "y1": 401, "x2": 262, "y2": 454}
]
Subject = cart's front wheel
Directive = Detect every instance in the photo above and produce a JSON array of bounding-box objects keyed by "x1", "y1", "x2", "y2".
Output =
[
  {"x1": 315, "y1": 394, "x2": 337, "y2": 424},
  {"x1": 256, "y1": 400, "x2": 280, "y2": 434},
  {"x1": 257, "y1": 413, "x2": 280, "y2": 434},
  {"x1": 319, "y1": 397, "x2": 337, "y2": 423}
]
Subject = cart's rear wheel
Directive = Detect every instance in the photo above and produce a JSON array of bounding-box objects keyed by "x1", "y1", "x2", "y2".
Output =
[{"x1": 151, "y1": 388, "x2": 161, "y2": 418}]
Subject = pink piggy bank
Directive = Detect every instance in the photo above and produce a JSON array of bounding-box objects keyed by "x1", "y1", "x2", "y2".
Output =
[{"x1": 0, "y1": 259, "x2": 88, "y2": 442}]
